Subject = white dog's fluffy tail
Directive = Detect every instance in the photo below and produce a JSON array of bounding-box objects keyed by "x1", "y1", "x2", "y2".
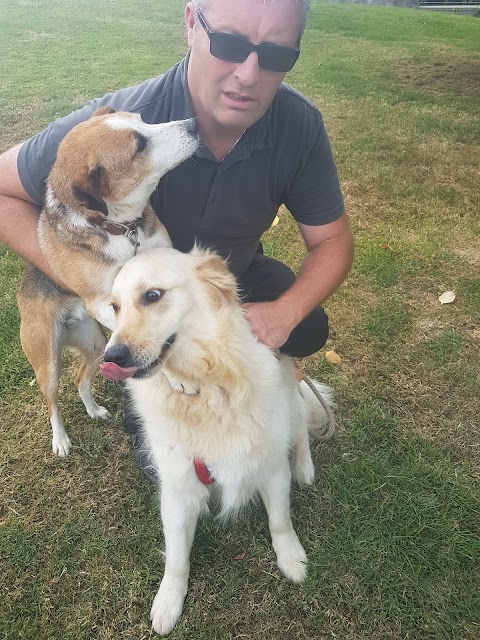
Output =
[{"x1": 300, "y1": 379, "x2": 336, "y2": 442}]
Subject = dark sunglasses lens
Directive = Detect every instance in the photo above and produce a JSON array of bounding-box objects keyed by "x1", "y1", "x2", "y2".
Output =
[
  {"x1": 259, "y1": 46, "x2": 299, "y2": 72},
  {"x1": 210, "y1": 33, "x2": 250, "y2": 63},
  {"x1": 210, "y1": 33, "x2": 299, "y2": 72}
]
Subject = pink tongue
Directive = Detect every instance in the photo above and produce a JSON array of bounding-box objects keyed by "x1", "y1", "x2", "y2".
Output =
[{"x1": 99, "y1": 361, "x2": 138, "y2": 381}]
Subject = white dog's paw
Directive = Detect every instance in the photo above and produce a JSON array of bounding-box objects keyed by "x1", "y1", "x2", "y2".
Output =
[
  {"x1": 291, "y1": 453, "x2": 315, "y2": 488},
  {"x1": 163, "y1": 370, "x2": 199, "y2": 395},
  {"x1": 150, "y1": 579, "x2": 187, "y2": 636},
  {"x1": 274, "y1": 533, "x2": 308, "y2": 584},
  {"x1": 52, "y1": 432, "x2": 72, "y2": 457},
  {"x1": 87, "y1": 405, "x2": 111, "y2": 421}
]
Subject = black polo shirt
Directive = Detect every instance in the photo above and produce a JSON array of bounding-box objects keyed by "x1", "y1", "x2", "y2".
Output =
[{"x1": 18, "y1": 56, "x2": 344, "y2": 277}]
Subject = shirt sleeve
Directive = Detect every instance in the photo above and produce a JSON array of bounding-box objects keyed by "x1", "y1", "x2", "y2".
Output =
[{"x1": 283, "y1": 99, "x2": 345, "y2": 226}]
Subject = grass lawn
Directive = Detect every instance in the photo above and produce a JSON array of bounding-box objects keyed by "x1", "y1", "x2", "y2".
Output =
[{"x1": 1, "y1": 1, "x2": 479, "y2": 638}]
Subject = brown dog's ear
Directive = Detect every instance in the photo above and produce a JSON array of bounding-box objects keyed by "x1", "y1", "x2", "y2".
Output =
[
  {"x1": 195, "y1": 251, "x2": 238, "y2": 308},
  {"x1": 92, "y1": 106, "x2": 116, "y2": 118},
  {"x1": 72, "y1": 185, "x2": 109, "y2": 216},
  {"x1": 72, "y1": 164, "x2": 109, "y2": 215}
]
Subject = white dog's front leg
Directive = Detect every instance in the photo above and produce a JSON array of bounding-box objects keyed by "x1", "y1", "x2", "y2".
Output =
[
  {"x1": 150, "y1": 483, "x2": 201, "y2": 636},
  {"x1": 260, "y1": 461, "x2": 307, "y2": 584}
]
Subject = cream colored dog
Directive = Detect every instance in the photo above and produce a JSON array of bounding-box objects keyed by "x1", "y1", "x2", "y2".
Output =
[
  {"x1": 100, "y1": 246, "x2": 334, "y2": 636},
  {"x1": 17, "y1": 109, "x2": 198, "y2": 456}
]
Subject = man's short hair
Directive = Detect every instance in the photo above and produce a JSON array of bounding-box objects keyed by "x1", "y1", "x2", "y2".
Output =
[{"x1": 190, "y1": 0, "x2": 311, "y2": 43}]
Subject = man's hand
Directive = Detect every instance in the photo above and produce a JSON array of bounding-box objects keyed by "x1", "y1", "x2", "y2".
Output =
[
  {"x1": 242, "y1": 299, "x2": 299, "y2": 350},
  {"x1": 241, "y1": 214, "x2": 354, "y2": 352}
]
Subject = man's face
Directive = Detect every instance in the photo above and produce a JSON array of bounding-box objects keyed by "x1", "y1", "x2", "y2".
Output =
[{"x1": 185, "y1": 0, "x2": 301, "y2": 138}]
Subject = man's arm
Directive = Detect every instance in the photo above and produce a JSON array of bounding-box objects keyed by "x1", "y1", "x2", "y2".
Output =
[
  {"x1": 0, "y1": 144, "x2": 65, "y2": 284},
  {"x1": 242, "y1": 212, "x2": 354, "y2": 350}
]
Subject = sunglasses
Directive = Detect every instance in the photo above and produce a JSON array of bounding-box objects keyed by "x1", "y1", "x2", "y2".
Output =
[{"x1": 197, "y1": 11, "x2": 300, "y2": 73}]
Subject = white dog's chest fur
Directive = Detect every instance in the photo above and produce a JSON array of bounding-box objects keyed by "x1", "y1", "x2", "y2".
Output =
[{"x1": 128, "y1": 359, "x2": 299, "y2": 513}]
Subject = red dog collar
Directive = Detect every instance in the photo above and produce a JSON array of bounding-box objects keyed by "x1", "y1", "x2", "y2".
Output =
[{"x1": 193, "y1": 458, "x2": 215, "y2": 485}]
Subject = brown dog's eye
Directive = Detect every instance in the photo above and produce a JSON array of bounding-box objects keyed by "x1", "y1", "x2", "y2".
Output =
[
  {"x1": 134, "y1": 131, "x2": 148, "y2": 156},
  {"x1": 145, "y1": 289, "x2": 164, "y2": 304}
]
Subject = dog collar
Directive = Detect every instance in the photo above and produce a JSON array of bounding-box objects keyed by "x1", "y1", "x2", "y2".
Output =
[
  {"x1": 193, "y1": 458, "x2": 215, "y2": 485},
  {"x1": 91, "y1": 216, "x2": 138, "y2": 235},
  {"x1": 92, "y1": 217, "x2": 140, "y2": 254}
]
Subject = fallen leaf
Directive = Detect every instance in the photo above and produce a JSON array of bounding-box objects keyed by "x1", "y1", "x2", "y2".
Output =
[
  {"x1": 439, "y1": 291, "x2": 456, "y2": 305},
  {"x1": 325, "y1": 350, "x2": 342, "y2": 365},
  {"x1": 234, "y1": 552, "x2": 246, "y2": 561},
  {"x1": 270, "y1": 215, "x2": 280, "y2": 228},
  {"x1": 379, "y1": 243, "x2": 393, "y2": 251}
]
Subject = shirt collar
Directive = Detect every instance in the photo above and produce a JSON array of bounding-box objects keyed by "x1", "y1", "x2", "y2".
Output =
[{"x1": 170, "y1": 53, "x2": 274, "y2": 163}]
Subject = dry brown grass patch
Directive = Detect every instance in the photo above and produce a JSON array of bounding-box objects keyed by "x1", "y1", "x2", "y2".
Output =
[{"x1": 394, "y1": 54, "x2": 480, "y2": 100}]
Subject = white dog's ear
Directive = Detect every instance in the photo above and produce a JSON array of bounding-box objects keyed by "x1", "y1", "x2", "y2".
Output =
[{"x1": 195, "y1": 254, "x2": 238, "y2": 308}]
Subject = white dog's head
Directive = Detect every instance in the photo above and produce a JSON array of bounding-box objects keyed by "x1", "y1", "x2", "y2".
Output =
[
  {"x1": 48, "y1": 108, "x2": 199, "y2": 222},
  {"x1": 100, "y1": 247, "x2": 238, "y2": 381}
]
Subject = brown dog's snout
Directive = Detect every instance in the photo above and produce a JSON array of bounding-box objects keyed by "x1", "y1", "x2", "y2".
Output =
[
  {"x1": 104, "y1": 343, "x2": 133, "y2": 367},
  {"x1": 184, "y1": 118, "x2": 197, "y2": 134}
]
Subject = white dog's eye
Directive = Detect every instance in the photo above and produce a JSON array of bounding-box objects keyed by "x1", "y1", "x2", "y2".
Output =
[
  {"x1": 111, "y1": 302, "x2": 119, "y2": 313},
  {"x1": 145, "y1": 289, "x2": 164, "y2": 304}
]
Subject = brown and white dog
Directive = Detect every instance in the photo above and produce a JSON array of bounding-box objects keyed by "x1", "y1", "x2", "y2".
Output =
[
  {"x1": 100, "y1": 246, "x2": 334, "y2": 635},
  {"x1": 17, "y1": 108, "x2": 198, "y2": 456}
]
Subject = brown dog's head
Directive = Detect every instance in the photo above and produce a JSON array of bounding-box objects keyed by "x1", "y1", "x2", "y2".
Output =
[{"x1": 48, "y1": 109, "x2": 198, "y2": 221}]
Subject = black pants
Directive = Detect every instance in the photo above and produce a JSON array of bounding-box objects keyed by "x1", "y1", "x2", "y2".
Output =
[{"x1": 238, "y1": 247, "x2": 329, "y2": 358}]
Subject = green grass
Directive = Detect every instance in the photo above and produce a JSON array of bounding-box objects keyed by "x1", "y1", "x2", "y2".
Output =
[
  {"x1": 421, "y1": 328, "x2": 464, "y2": 365},
  {"x1": 459, "y1": 278, "x2": 480, "y2": 323},
  {"x1": 1, "y1": 1, "x2": 479, "y2": 638}
]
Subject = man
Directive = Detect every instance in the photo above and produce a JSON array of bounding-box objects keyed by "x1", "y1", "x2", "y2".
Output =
[{"x1": 0, "y1": 0, "x2": 353, "y2": 474}]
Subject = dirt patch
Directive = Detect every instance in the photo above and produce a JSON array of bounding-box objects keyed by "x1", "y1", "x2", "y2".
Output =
[{"x1": 394, "y1": 56, "x2": 480, "y2": 100}]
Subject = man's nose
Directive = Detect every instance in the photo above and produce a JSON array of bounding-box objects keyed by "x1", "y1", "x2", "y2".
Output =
[{"x1": 234, "y1": 51, "x2": 261, "y2": 86}]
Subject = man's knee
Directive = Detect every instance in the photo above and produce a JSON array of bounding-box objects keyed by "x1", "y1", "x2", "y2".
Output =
[{"x1": 280, "y1": 306, "x2": 329, "y2": 358}]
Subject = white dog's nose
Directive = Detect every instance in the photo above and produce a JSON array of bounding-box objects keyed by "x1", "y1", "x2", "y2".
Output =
[{"x1": 104, "y1": 343, "x2": 132, "y2": 367}]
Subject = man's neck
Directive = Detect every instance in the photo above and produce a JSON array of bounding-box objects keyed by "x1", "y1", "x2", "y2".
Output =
[
  {"x1": 193, "y1": 107, "x2": 246, "y2": 161},
  {"x1": 187, "y1": 87, "x2": 243, "y2": 159},
  {"x1": 203, "y1": 128, "x2": 246, "y2": 162}
]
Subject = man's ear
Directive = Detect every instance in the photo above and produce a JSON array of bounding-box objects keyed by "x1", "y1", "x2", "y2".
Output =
[
  {"x1": 92, "y1": 106, "x2": 116, "y2": 118},
  {"x1": 185, "y1": 2, "x2": 195, "y2": 49}
]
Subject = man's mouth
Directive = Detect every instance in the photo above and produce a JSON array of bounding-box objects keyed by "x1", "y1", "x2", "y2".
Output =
[
  {"x1": 99, "y1": 335, "x2": 176, "y2": 381},
  {"x1": 224, "y1": 91, "x2": 254, "y2": 103}
]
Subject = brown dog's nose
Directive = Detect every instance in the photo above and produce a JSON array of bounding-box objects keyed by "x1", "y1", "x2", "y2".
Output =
[
  {"x1": 184, "y1": 117, "x2": 197, "y2": 134},
  {"x1": 104, "y1": 344, "x2": 132, "y2": 367}
]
